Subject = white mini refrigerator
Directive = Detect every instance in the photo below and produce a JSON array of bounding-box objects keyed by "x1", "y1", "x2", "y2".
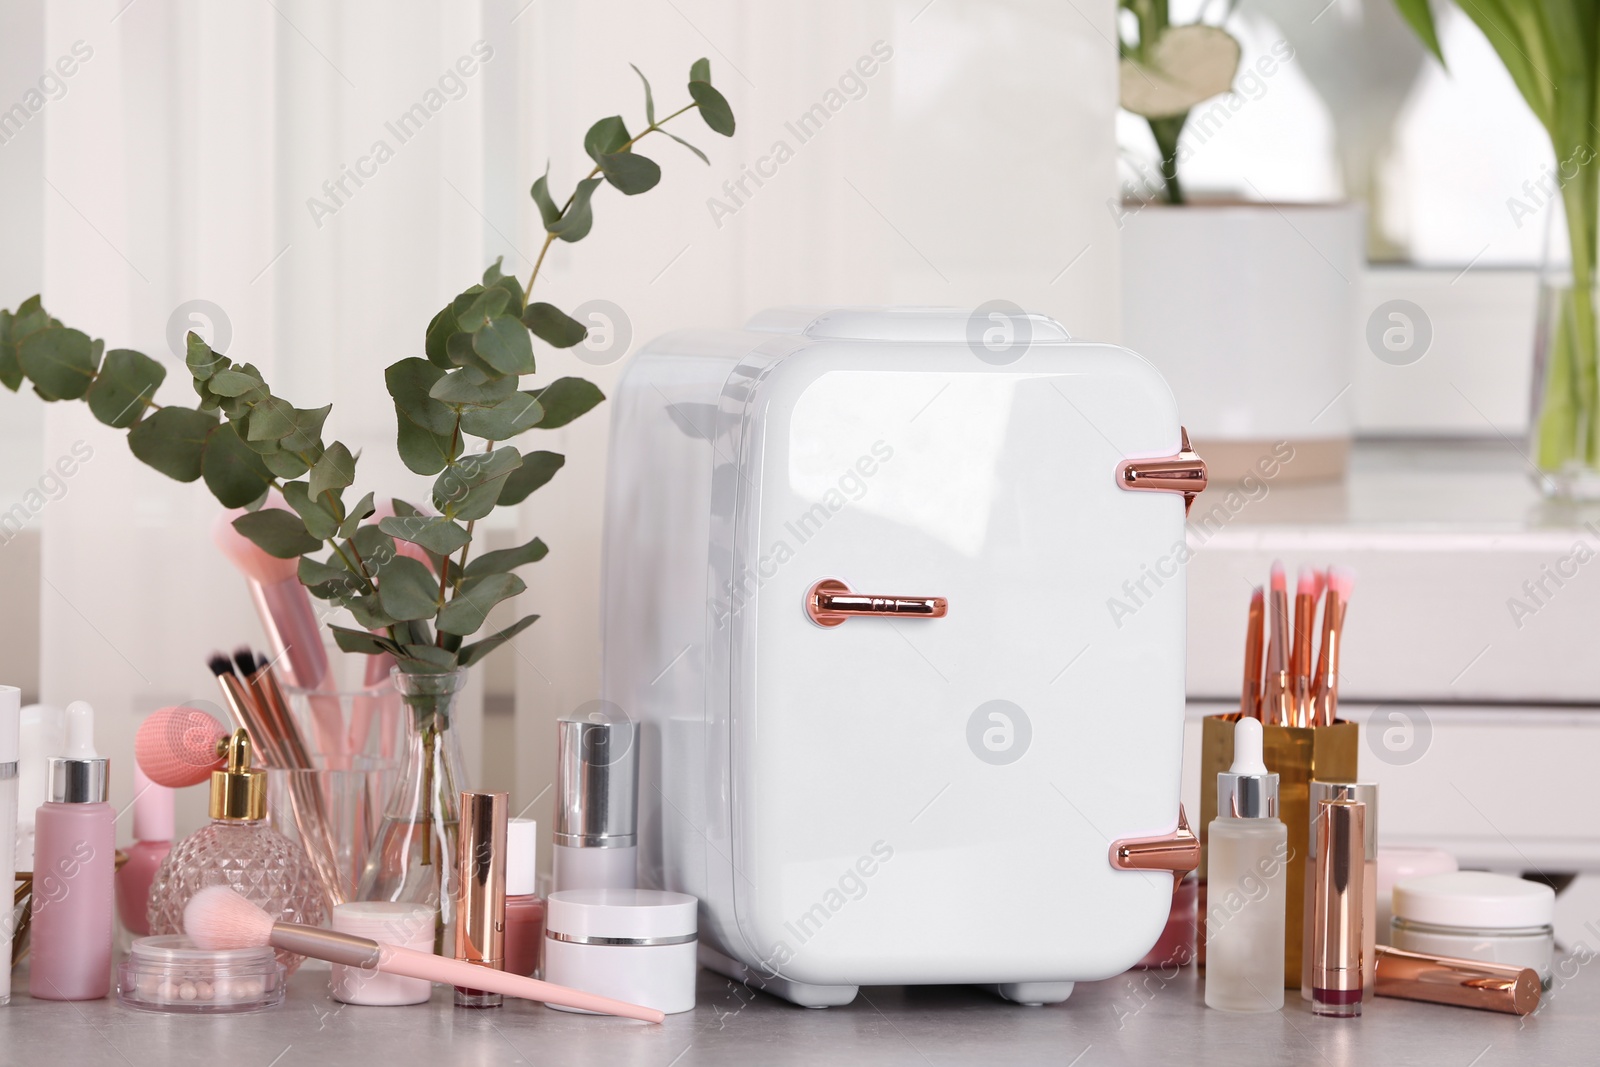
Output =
[{"x1": 601, "y1": 307, "x2": 1204, "y2": 1007}]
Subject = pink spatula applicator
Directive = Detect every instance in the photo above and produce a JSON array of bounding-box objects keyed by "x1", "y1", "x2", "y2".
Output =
[{"x1": 183, "y1": 886, "x2": 665, "y2": 1022}]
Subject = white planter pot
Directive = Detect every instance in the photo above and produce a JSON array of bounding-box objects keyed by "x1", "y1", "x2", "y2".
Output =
[{"x1": 1120, "y1": 202, "x2": 1362, "y2": 482}]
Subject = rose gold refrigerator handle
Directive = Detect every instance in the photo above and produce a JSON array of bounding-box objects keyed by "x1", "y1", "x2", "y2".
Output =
[{"x1": 805, "y1": 578, "x2": 948, "y2": 628}]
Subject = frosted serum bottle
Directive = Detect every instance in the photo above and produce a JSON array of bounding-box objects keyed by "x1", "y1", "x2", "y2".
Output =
[{"x1": 1205, "y1": 716, "x2": 1287, "y2": 1013}]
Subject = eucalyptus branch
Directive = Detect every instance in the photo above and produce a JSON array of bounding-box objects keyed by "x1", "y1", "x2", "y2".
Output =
[{"x1": 0, "y1": 56, "x2": 734, "y2": 674}]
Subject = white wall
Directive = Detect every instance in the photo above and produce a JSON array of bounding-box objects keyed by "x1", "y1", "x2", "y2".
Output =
[{"x1": 27, "y1": 0, "x2": 1121, "y2": 844}]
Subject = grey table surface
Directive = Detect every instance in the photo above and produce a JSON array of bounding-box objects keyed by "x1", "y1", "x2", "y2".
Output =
[{"x1": 3, "y1": 951, "x2": 1596, "y2": 1067}]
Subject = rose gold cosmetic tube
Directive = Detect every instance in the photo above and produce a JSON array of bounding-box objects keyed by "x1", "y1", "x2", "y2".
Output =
[
  {"x1": 455, "y1": 790, "x2": 508, "y2": 1008},
  {"x1": 1311, "y1": 798, "x2": 1364, "y2": 1017},
  {"x1": 1375, "y1": 946, "x2": 1541, "y2": 1016},
  {"x1": 1303, "y1": 782, "x2": 1378, "y2": 1002}
]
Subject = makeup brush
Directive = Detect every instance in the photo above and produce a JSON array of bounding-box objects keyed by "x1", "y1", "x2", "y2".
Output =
[
  {"x1": 239, "y1": 649, "x2": 316, "y2": 771},
  {"x1": 184, "y1": 887, "x2": 665, "y2": 1023},
  {"x1": 1310, "y1": 566, "x2": 1355, "y2": 728},
  {"x1": 212, "y1": 509, "x2": 344, "y2": 760},
  {"x1": 1263, "y1": 561, "x2": 1293, "y2": 727},
  {"x1": 207, "y1": 652, "x2": 274, "y2": 763},
  {"x1": 1240, "y1": 586, "x2": 1264, "y2": 721},
  {"x1": 134, "y1": 706, "x2": 229, "y2": 787},
  {"x1": 1292, "y1": 568, "x2": 1318, "y2": 728}
]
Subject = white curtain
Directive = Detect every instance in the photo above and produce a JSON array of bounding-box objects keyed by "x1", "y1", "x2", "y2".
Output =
[{"x1": 30, "y1": 0, "x2": 1120, "y2": 851}]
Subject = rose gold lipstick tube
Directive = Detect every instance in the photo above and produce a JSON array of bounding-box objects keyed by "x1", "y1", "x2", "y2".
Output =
[
  {"x1": 455, "y1": 790, "x2": 508, "y2": 1008},
  {"x1": 1311, "y1": 797, "x2": 1365, "y2": 1017},
  {"x1": 1375, "y1": 946, "x2": 1541, "y2": 1016}
]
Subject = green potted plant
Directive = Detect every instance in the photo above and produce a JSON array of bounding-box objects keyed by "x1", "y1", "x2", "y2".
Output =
[
  {"x1": 0, "y1": 58, "x2": 734, "y2": 947},
  {"x1": 1392, "y1": 1, "x2": 1600, "y2": 497},
  {"x1": 1118, "y1": 3, "x2": 1362, "y2": 484}
]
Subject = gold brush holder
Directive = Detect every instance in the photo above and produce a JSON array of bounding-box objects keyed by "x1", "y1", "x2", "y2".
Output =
[{"x1": 1198, "y1": 712, "x2": 1359, "y2": 988}]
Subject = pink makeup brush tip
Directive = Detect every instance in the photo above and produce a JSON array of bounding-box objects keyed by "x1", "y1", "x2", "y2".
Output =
[
  {"x1": 1296, "y1": 567, "x2": 1317, "y2": 597},
  {"x1": 135, "y1": 706, "x2": 229, "y2": 788},
  {"x1": 184, "y1": 886, "x2": 275, "y2": 950},
  {"x1": 1269, "y1": 560, "x2": 1286, "y2": 594},
  {"x1": 1327, "y1": 565, "x2": 1356, "y2": 602},
  {"x1": 212, "y1": 507, "x2": 298, "y2": 584},
  {"x1": 1250, "y1": 586, "x2": 1263, "y2": 605},
  {"x1": 1311, "y1": 568, "x2": 1327, "y2": 600}
]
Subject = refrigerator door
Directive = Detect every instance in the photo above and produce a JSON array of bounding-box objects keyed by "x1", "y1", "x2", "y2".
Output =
[{"x1": 719, "y1": 326, "x2": 1190, "y2": 986}]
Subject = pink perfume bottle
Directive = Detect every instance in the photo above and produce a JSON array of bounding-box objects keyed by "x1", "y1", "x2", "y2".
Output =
[
  {"x1": 147, "y1": 730, "x2": 326, "y2": 973},
  {"x1": 29, "y1": 754, "x2": 116, "y2": 1000},
  {"x1": 116, "y1": 765, "x2": 173, "y2": 939}
]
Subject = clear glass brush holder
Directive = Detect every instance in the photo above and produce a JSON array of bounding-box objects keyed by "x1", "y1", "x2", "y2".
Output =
[{"x1": 266, "y1": 767, "x2": 387, "y2": 908}]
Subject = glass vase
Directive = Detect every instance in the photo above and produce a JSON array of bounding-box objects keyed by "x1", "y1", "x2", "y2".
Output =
[
  {"x1": 1532, "y1": 193, "x2": 1600, "y2": 499},
  {"x1": 354, "y1": 668, "x2": 467, "y2": 955}
]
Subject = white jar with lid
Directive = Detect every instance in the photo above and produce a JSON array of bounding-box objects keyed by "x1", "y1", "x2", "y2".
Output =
[
  {"x1": 544, "y1": 888, "x2": 697, "y2": 1015},
  {"x1": 329, "y1": 902, "x2": 437, "y2": 1005},
  {"x1": 1390, "y1": 872, "x2": 1554, "y2": 987}
]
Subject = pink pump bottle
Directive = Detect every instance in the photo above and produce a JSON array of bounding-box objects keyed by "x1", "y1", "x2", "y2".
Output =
[
  {"x1": 116, "y1": 765, "x2": 173, "y2": 938},
  {"x1": 29, "y1": 754, "x2": 116, "y2": 1000}
]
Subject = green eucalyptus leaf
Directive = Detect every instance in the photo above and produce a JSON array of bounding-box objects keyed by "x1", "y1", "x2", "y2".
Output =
[
  {"x1": 390, "y1": 498, "x2": 421, "y2": 519},
  {"x1": 434, "y1": 446, "x2": 521, "y2": 521},
  {"x1": 331, "y1": 625, "x2": 401, "y2": 657},
  {"x1": 232, "y1": 507, "x2": 321, "y2": 559},
  {"x1": 309, "y1": 441, "x2": 356, "y2": 500},
  {"x1": 282, "y1": 480, "x2": 340, "y2": 540},
  {"x1": 424, "y1": 306, "x2": 458, "y2": 369},
  {"x1": 339, "y1": 491, "x2": 376, "y2": 538},
  {"x1": 376, "y1": 555, "x2": 440, "y2": 621},
  {"x1": 379, "y1": 515, "x2": 471, "y2": 556},
  {"x1": 584, "y1": 115, "x2": 630, "y2": 162},
  {"x1": 497, "y1": 450, "x2": 564, "y2": 505},
  {"x1": 346, "y1": 595, "x2": 397, "y2": 630},
  {"x1": 548, "y1": 178, "x2": 602, "y2": 243},
  {"x1": 661, "y1": 128, "x2": 709, "y2": 165},
  {"x1": 689, "y1": 80, "x2": 735, "y2": 136},
  {"x1": 436, "y1": 572, "x2": 525, "y2": 636},
  {"x1": 385, "y1": 359, "x2": 457, "y2": 435},
  {"x1": 86, "y1": 348, "x2": 165, "y2": 427},
  {"x1": 483, "y1": 256, "x2": 508, "y2": 285},
  {"x1": 262, "y1": 450, "x2": 310, "y2": 479},
  {"x1": 350, "y1": 524, "x2": 396, "y2": 572},
  {"x1": 126, "y1": 406, "x2": 220, "y2": 482},
  {"x1": 530, "y1": 165, "x2": 561, "y2": 229},
  {"x1": 281, "y1": 404, "x2": 331, "y2": 452},
  {"x1": 631, "y1": 63, "x2": 656, "y2": 124},
  {"x1": 247, "y1": 396, "x2": 295, "y2": 440},
  {"x1": 530, "y1": 377, "x2": 605, "y2": 428},
  {"x1": 471, "y1": 315, "x2": 535, "y2": 375},
  {"x1": 186, "y1": 332, "x2": 224, "y2": 381},
  {"x1": 445, "y1": 331, "x2": 489, "y2": 373},
  {"x1": 298, "y1": 554, "x2": 362, "y2": 601},
  {"x1": 400, "y1": 643, "x2": 459, "y2": 671},
  {"x1": 430, "y1": 366, "x2": 517, "y2": 408},
  {"x1": 459, "y1": 287, "x2": 512, "y2": 333},
  {"x1": 690, "y1": 57, "x2": 711, "y2": 84},
  {"x1": 207, "y1": 368, "x2": 265, "y2": 398},
  {"x1": 201, "y1": 421, "x2": 275, "y2": 508},
  {"x1": 521, "y1": 303, "x2": 587, "y2": 349},
  {"x1": 487, "y1": 274, "x2": 524, "y2": 316},
  {"x1": 460, "y1": 391, "x2": 544, "y2": 439},
  {"x1": 463, "y1": 535, "x2": 548, "y2": 580},
  {"x1": 598, "y1": 151, "x2": 661, "y2": 195},
  {"x1": 457, "y1": 613, "x2": 539, "y2": 667},
  {"x1": 396, "y1": 414, "x2": 456, "y2": 476},
  {"x1": 19, "y1": 327, "x2": 98, "y2": 400}
]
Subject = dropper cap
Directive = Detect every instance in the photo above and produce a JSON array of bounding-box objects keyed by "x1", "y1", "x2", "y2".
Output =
[
  {"x1": 65, "y1": 700, "x2": 99, "y2": 757},
  {"x1": 1218, "y1": 716, "x2": 1278, "y2": 819},
  {"x1": 209, "y1": 729, "x2": 267, "y2": 821}
]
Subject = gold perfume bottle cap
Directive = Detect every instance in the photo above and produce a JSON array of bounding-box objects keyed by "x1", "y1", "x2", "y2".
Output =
[{"x1": 209, "y1": 729, "x2": 266, "y2": 821}]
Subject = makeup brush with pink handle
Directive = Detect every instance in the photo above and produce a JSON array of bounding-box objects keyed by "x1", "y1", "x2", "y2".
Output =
[
  {"x1": 212, "y1": 508, "x2": 343, "y2": 763},
  {"x1": 184, "y1": 887, "x2": 665, "y2": 1022}
]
